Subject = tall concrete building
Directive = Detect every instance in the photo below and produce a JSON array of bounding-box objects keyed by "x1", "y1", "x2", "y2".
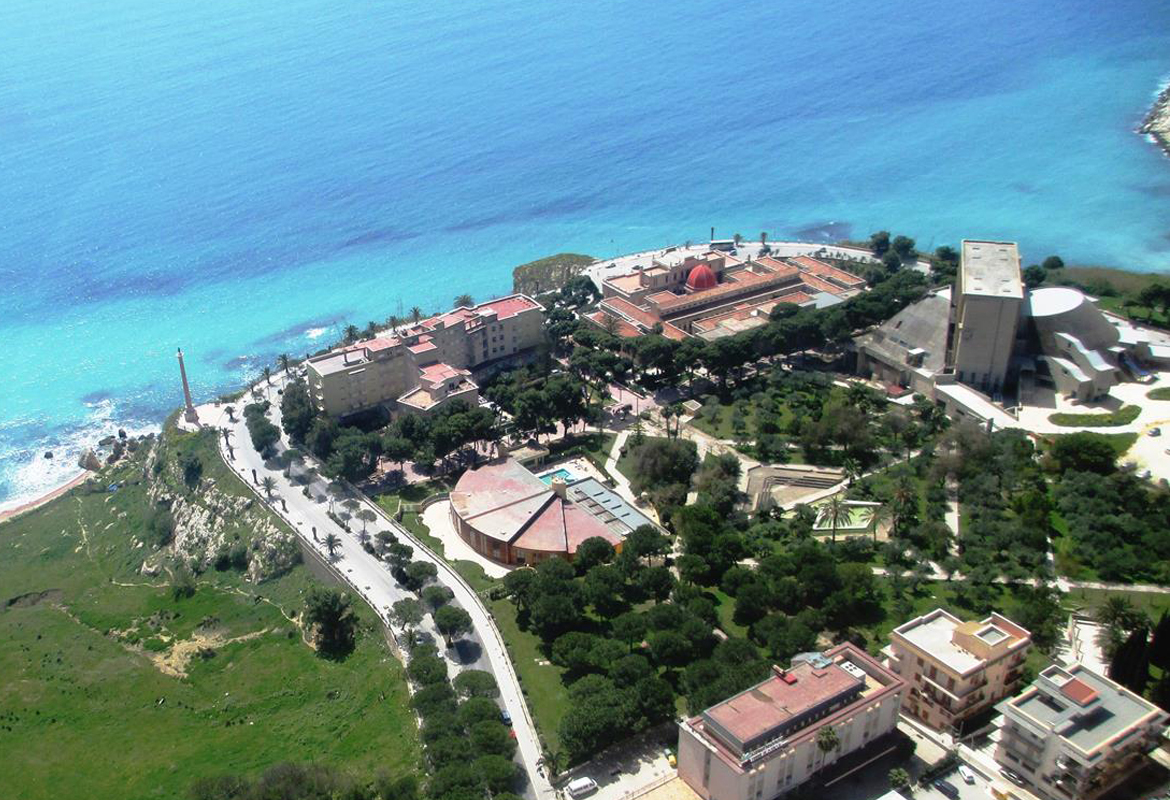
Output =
[
  {"x1": 677, "y1": 644, "x2": 904, "y2": 800},
  {"x1": 306, "y1": 294, "x2": 544, "y2": 418},
  {"x1": 996, "y1": 664, "x2": 1168, "y2": 800},
  {"x1": 946, "y1": 240, "x2": 1024, "y2": 395},
  {"x1": 882, "y1": 608, "x2": 1031, "y2": 732}
]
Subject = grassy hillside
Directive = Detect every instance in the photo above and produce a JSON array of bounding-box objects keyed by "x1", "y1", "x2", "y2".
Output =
[
  {"x1": 0, "y1": 424, "x2": 419, "y2": 800},
  {"x1": 1051, "y1": 266, "x2": 1170, "y2": 327},
  {"x1": 512, "y1": 253, "x2": 594, "y2": 295}
]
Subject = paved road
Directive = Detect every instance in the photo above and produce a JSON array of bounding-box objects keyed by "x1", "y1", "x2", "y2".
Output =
[{"x1": 199, "y1": 383, "x2": 554, "y2": 800}]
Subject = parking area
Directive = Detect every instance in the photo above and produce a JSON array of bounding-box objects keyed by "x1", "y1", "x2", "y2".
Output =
[
  {"x1": 915, "y1": 767, "x2": 991, "y2": 800},
  {"x1": 563, "y1": 728, "x2": 676, "y2": 800}
]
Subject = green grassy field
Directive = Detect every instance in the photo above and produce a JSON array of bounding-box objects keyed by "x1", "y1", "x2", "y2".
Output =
[
  {"x1": 1149, "y1": 387, "x2": 1170, "y2": 401},
  {"x1": 0, "y1": 428, "x2": 419, "y2": 800}
]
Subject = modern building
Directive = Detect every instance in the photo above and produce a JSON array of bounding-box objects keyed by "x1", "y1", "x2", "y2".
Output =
[
  {"x1": 996, "y1": 663, "x2": 1169, "y2": 800},
  {"x1": 448, "y1": 459, "x2": 631, "y2": 565},
  {"x1": 306, "y1": 294, "x2": 544, "y2": 418},
  {"x1": 677, "y1": 644, "x2": 905, "y2": 800},
  {"x1": 587, "y1": 251, "x2": 864, "y2": 342},
  {"x1": 883, "y1": 608, "x2": 1031, "y2": 732},
  {"x1": 945, "y1": 240, "x2": 1024, "y2": 396}
]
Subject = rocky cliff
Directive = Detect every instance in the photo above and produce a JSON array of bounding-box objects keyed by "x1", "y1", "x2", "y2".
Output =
[{"x1": 1140, "y1": 83, "x2": 1170, "y2": 157}]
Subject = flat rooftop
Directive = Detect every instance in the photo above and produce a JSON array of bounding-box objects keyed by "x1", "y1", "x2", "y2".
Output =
[
  {"x1": 894, "y1": 609, "x2": 982, "y2": 673},
  {"x1": 1010, "y1": 664, "x2": 1165, "y2": 756},
  {"x1": 961, "y1": 240, "x2": 1023, "y2": 299}
]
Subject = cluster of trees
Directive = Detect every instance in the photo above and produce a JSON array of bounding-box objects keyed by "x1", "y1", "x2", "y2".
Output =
[
  {"x1": 244, "y1": 402, "x2": 280, "y2": 456},
  {"x1": 1104, "y1": 603, "x2": 1170, "y2": 707},
  {"x1": 402, "y1": 639, "x2": 520, "y2": 800},
  {"x1": 380, "y1": 401, "x2": 497, "y2": 473},
  {"x1": 868, "y1": 230, "x2": 917, "y2": 274},
  {"x1": 483, "y1": 368, "x2": 595, "y2": 442},
  {"x1": 189, "y1": 762, "x2": 420, "y2": 800}
]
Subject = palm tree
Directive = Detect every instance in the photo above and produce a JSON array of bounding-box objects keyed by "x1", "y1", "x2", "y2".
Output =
[
  {"x1": 323, "y1": 533, "x2": 341, "y2": 560},
  {"x1": 867, "y1": 503, "x2": 891, "y2": 544},
  {"x1": 540, "y1": 748, "x2": 566, "y2": 780},
  {"x1": 225, "y1": 405, "x2": 236, "y2": 422},
  {"x1": 385, "y1": 314, "x2": 401, "y2": 332},
  {"x1": 278, "y1": 353, "x2": 291, "y2": 375},
  {"x1": 816, "y1": 726, "x2": 840, "y2": 769},
  {"x1": 261, "y1": 476, "x2": 276, "y2": 500},
  {"x1": 842, "y1": 457, "x2": 861, "y2": 486},
  {"x1": 262, "y1": 366, "x2": 272, "y2": 386},
  {"x1": 454, "y1": 293, "x2": 474, "y2": 308},
  {"x1": 822, "y1": 494, "x2": 849, "y2": 544},
  {"x1": 410, "y1": 306, "x2": 422, "y2": 324}
]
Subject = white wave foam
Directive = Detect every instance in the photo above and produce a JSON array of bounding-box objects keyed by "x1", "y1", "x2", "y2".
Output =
[
  {"x1": 305, "y1": 327, "x2": 328, "y2": 340},
  {"x1": 0, "y1": 400, "x2": 161, "y2": 513}
]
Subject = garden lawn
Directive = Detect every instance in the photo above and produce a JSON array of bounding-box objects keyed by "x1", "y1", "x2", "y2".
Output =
[
  {"x1": 0, "y1": 437, "x2": 419, "y2": 800},
  {"x1": 488, "y1": 598, "x2": 568, "y2": 752},
  {"x1": 1048, "y1": 405, "x2": 1141, "y2": 428},
  {"x1": 1149, "y1": 387, "x2": 1170, "y2": 401}
]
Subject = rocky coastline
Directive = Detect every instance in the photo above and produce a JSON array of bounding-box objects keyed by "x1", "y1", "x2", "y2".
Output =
[{"x1": 1140, "y1": 81, "x2": 1170, "y2": 157}]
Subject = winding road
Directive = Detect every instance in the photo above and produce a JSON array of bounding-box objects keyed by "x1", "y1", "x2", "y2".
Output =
[{"x1": 194, "y1": 380, "x2": 555, "y2": 800}]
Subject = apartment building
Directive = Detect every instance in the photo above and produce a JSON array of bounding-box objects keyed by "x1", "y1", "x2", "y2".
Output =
[
  {"x1": 306, "y1": 294, "x2": 544, "y2": 418},
  {"x1": 996, "y1": 664, "x2": 1168, "y2": 800},
  {"x1": 677, "y1": 644, "x2": 904, "y2": 800},
  {"x1": 883, "y1": 608, "x2": 1031, "y2": 731},
  {"x1": 945, "y1": 240, "x2": 1024, "y2": 395}
]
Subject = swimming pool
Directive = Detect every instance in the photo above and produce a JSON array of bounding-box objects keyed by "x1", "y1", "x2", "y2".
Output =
[{"x1": 540, "y1": 467, "x2": 576, "y2": 485}]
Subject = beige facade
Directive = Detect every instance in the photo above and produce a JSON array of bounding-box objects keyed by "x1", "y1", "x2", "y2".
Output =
[
  {"x1": 677, "y1": 645, "x2": 904, "y2": 800},
  {"x1": 883, "y1": 608, "x2": 1031, "y2": 732},
  {"x1": 996, "y1": 664, "x2": 1168, "y2": 800},
  {"x1": 947, "y1": 240, "x2": 1023, "y2": 395},
  {"x1": 306, "y1": 295, "x2": 544, "y2": 418}
]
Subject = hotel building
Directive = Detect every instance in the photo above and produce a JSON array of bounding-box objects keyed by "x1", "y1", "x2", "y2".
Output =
[
  {"x1": 306, "y1": 294, "x2": 544, "y2": 418},
  {"x1": 677, "y1": 644, "x2": 904, "y2": 800}
]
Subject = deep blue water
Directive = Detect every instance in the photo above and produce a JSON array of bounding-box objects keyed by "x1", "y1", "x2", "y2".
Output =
[{"x1": 2, "y1": 0, "x2": 1169, "y2": 507}]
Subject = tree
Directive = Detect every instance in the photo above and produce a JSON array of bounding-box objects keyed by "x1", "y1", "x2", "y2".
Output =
[
  {"x1": 1023, "y1": 265, "x2": 1047, "y2": 288},
  {"x1": 820, "y1": 494, "x2": 849, "y2": 544},
  {"x1": 323, "y1": 533, "x2": 341, "y2": 560},
  {"x1": 280, "y1": 379, "x2": 317, "y2": 442},
  {"x1": 1042, "y1": 255, "x2": 1065, "y2": 271},
  {"x1": 1109, "y1": 626, "x2": 1150, "y2": 695},
  {"x1": 434, "y1": 605, "x2": 473, "y2": 645},
  {"x1": 408, "y1": 654, "x2": 449, "y2": 686},
  {"x1": 245, "y1": 411, "x2": 281, "y2": 455},
  {"x1": 454, "y1": 669, "x2": 499, "y2": 699},
  {"x1": 403, "y1": 560, "x2": 438, "y2": 591},
  {"x1": 613, "y1": 612, "x2": 648, "y2": 652},
  {"x1": 224, "y1": 405, "x2": 236, "y2": 422},
  {"x1": 410, "y1": 306, "x2": 422, "y2": 323},
  {"x1": 382, "y1": 435, "x2": 414, "y2": 472},
  {"x1": 1049, "y1": 432, "x2": 1118, "y2": 475},
  {"x1": 304, "y1": 586, "x2": 357, "y2": 658},
  {"x1": 1151, "y1": 611, "x2": 1170, "y2": 671},
  {"x1": 179, "y1": 451, "x2": 203, "y2": 490},
  {"x1": 474, "y1": 754, "x2": 519, "y2": 794},
  {"x1": 649, "y1": 630, "x2": 690, "y2": 670},
  {"x1": 306, "y1": 416, "x2": 340, "y2": 460},
  {"x1": 637, "y1": 566, "x2": 675, "y2": 604},
  {"x1": 386, "y1": 542, "x2": 414, "y2": 574},
  {"x1": 869, "y1": 231, "x2": 891, "y2": 256},
  {"x1": 422, "y1": 585, "x2": 455, "y2": 610},
  {"x1": 889, "y1": 768, "x2": 911, "y2": 791},
  {"x1": 356, "y1": 508, "x2": 376, "y2": 533},
  {"x1": 574, "y1": 536, "x2": 616, "y2": 575},
  {"x1": 881, "y1": 250, "x2": 902, "y2": 273},
  {"x1": 391, "y1": 598, "x2": 424, "y2": 630},
  {"x1": 261, "y1": 475, "x2": 276, "y2": 500},
  {"x1": 454, "y1": 293, "x2": 474, "y2": 308}
]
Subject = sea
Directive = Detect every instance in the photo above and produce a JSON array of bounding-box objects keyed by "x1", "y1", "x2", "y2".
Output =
[{"x1": 1, "y1": 0, "x2": 1169, "y2": 509}]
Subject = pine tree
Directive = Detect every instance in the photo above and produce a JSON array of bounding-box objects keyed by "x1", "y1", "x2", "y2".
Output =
[
  {"x1": 1109, "y1": 626, "x2": 1150, "y2": 695},
  {"x1": 1150, "y1": 611, "x2": 1170, "y2": 671}
]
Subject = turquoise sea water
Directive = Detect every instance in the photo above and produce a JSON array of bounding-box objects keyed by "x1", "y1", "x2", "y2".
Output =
[{"x1": 1, "y1": 0, "x2": 1169, "y2": 507}]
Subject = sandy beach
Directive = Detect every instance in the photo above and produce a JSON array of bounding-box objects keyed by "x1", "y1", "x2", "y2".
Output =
[{"x1": 0, "y1": 470, "x2": 90, "y2": 524}]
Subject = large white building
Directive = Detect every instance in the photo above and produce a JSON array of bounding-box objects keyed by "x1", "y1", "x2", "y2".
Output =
[
  {"x1": 996, "y1": 663, "x2": 1168, "y2": 800},
  {"x1": 306, "y1": 295, "x2": 544, "y2": 418},
  {"x1": 945, "y1": 240, "x2": 1024, "y2": 396},
  {"x1": 677, "y1": 644, "x2": 904, "y2": 800}
]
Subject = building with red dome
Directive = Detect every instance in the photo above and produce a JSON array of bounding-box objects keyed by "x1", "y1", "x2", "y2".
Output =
[{"x1": 587, "y1": 247, "x2": 865, "y2": 343}]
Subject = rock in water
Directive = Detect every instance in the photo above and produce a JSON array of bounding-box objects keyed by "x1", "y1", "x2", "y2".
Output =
[
  {"x1": 44, "y1": 451, "x2": 53, "y2": 459},
  {"x1": 78, "y1": 449, "x2": 102, "y2": 471}
]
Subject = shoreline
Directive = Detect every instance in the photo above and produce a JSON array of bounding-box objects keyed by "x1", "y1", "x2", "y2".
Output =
[
  {"x1": 0, "y1": 470, "x2": 91, "y2": 524},
  {"x1": 1139, "y1": 80, "x2": 1170, "y2": 158}
]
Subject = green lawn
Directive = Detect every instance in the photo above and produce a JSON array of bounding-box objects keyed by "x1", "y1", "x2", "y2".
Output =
[
  {"x1": 1048, "y1": 405, "x2": 1141, "y2": 428},
  {"x1": 1062, "y1": 587, "x2": 1170, "y2": 620},
  {"x1": 0, "y1": 429, "x2": 419, "y2": 800},
  {"x1": 488, "y1": 598, "x2": 568, "y2": 751},
  {"x1": 709, "y1": 588, "x2": 750, "y2": 638},
  {"x1": 614, "y1": 435, "x2": 673, "y2": 484},
  {"x1": 1149, "y1": 387, "x2": 1170, "y2": 401}
]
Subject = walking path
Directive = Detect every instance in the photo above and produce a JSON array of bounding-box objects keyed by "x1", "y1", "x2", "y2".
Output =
[{"x1": 197, "y1": 379, "x2": 554, "y2": 800}]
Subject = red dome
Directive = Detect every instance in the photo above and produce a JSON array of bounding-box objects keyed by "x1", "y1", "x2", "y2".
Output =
[{"x1": 686, "y1": 264, "x2": 718, "y2": 290}]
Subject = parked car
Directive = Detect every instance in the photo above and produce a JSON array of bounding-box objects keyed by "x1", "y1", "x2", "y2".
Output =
[
  {"x1": 1000, "y1": 767, "x2": 1025, "y2": 786},
  {"x1": 958, "y1": 764, "x2": 975, "y2": 784},
  {"x1": 566, "y1": 777, "x2": 599, "y2": 798},
  {"x1": 934, "y1": 779, "x2": 960, "y2": 799},
  {"x1": 500, "y1": 709, "x2": 511, "y2": 724},
  {"x1": 1150, "y1": 427, "x2": 1162, "y2": 437}
]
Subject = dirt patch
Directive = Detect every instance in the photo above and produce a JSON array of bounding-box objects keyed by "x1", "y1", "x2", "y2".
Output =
[
  {"x1": 6, "y1": 589, "x2": 63, "y2": 609},
  {"x1": 150, "y1": 627, "x2": 273, "y2": 678}
]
